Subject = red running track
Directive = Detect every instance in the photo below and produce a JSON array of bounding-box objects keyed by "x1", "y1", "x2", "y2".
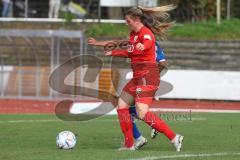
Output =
[{"x1": 0, "y1": 99, "x2": 240, "y2": 114}]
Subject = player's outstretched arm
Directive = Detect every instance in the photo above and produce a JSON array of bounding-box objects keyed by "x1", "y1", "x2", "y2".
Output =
[
  {"x1": 88, "y1": 37, "x2": 112, "y2": 46},
  {"x1": 87, "y1": 37, "x2": 127, "y2": 47}
]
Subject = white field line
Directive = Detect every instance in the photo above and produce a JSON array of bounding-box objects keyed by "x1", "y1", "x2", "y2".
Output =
[
  {"x1": 150, "y1": 108, "x2": 240, "y2": 113},
  {"x1": 4, "y1": 106, "x2": 240, "y2": 124},
  {"x1": 0, "y1": 119, "x2": 59, "y2": 124},
  {"x1": 125, "y1": 152, "x2": 240, "y2": 160},
  {"x1": 0, "y1": 116, "x2": 208, "y2": 124}
]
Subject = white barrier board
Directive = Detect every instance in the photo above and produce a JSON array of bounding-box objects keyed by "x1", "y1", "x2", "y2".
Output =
[{"x1": 157, "y1": 70, "x2": 240, "y2": 101}]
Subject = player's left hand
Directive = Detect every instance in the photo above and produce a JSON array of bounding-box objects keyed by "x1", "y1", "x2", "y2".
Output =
[
  {"x1": 87, "y1": 37, "x2": 97, "y2": 45},
  {"x1": 136, "y1": 43, "x2": 145, "y2": 51},
  {"x1": 104, "y1": 51, "x2": 112, "y2": 56}
]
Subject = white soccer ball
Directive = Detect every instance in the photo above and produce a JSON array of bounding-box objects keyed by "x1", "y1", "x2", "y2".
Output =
[{"x1": 56, "y1": 131, "x2": 77, "y2": 149}]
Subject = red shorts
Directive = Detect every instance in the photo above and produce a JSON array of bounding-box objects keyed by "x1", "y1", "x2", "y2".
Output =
[{"x1": 123, "y1": 75, "x2": 160, "y2": 105}]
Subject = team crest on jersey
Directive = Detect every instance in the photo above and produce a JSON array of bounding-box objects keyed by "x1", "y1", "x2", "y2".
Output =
[{"x1": 133, "y1": 36, "x2": 138, "y2": 42}]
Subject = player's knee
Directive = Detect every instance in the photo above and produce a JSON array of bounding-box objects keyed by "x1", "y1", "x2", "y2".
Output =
[
  {"x1": 137, "y1": 112, "x2": 145, "y2": 119},
  {"x1": 117, "y1": 98, "x2": 129, "y2": 109},
  {"x1": 136, "y1": 109, "x2": 148, "y2": 119},
  {"x1": 136, "y1": 103, "x2": 149, "y2": 119}
]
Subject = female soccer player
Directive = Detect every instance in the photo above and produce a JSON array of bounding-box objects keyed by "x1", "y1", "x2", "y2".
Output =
[
  {"x1": 108, "y1": 5, "x2": 183, "y2": 151},
  {"x1": 90, "y1": 5, "x2": 183, "y2": 151}
]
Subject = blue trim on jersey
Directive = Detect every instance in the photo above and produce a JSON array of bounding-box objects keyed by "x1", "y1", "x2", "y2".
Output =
[{"x1": 155, "y1": 42, "x2": 166, "y2": 62}]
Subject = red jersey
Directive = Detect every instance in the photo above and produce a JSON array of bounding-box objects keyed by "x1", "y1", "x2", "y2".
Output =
[
  {"x1": 111, "y1": 26, "x2": 156, "y2": 62},
  {"x1": 128, "y1": 26, "x2": 156, "y2": 63},
  {"x1": 111, "y1": 26, "x2": 158, "y2": 78}
]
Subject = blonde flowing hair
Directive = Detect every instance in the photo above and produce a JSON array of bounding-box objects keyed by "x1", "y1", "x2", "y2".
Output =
[{"x1": 124, "y1": 4, "x2": 176, "y2": 37}]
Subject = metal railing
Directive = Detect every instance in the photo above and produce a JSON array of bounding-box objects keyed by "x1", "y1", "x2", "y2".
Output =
[
  {"x1": 0, "y1": 29, "x2": 86, "y2": 99},
  {"x1": 1, "y1": 0, "x2": 239, "y2": 22},
  {"x1": 1, "y1": 0, "x2": 155, "y2": 19}
]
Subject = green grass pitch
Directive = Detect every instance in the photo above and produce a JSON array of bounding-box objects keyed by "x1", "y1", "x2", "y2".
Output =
[{"x1": 0, "y1": 113, "x2": 240, "y2": 160}]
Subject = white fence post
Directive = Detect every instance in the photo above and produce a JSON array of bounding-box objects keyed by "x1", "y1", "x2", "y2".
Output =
[{"x1": 216, "y1": 0, "x2": 221, "y2": 25}]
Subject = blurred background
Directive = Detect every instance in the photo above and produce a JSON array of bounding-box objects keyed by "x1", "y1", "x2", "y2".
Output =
[
  {"x1": 0, "y1": 0, "x2": 240, "y2": 20},
  {"x1": 0, "y1": 0, "x2": 239, "y2": 110},
  {"x1": 0, "y1": 2, "x2": 239, "y2": 159}
]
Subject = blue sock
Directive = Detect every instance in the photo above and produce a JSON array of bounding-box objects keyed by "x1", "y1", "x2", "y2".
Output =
[{"x1": 129, "y1": 106, "x2": 141, "y2": 139}]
